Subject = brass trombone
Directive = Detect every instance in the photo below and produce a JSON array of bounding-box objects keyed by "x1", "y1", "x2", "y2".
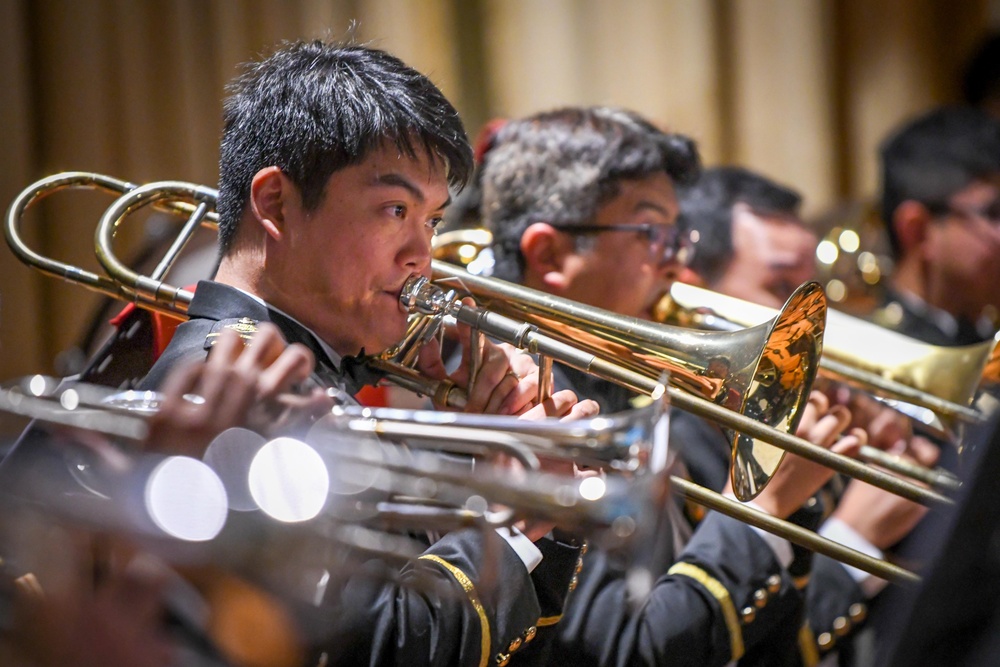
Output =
[
  {"x1": 5, "y1": 173, "x2": 943, "y2": 583},
  {"x1": 9, "y1": 173, "x2": 954, "y2": 515},
  {"x1": 74, "y1": 175, "x2": 826, "y2": 503},
  {"x1": 422, "y1": 264, "x2": 950, "y2": 508},
  {"x1": 435, "y1": 227, "x2": 996, "y2": 429},
  {"x1": 658, "y1": 281, "x2": 995, "y2": 431},
  {"x1": 86, "y1": 180, "x2": 965, "y2": 515},
  {"x1": 432, "y1": 229, "x2": 984, "y2": 492},
  {"x1": 5, "y1": 172, "x2": 216, "y2": 317}
]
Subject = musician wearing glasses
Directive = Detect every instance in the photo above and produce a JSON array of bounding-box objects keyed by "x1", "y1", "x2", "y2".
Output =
[
  {"x1": 875, "y1": 106, "x2": 1000, "y2": 347},
  {"x1": 677, "y1": 166, "x2": 941, "y2": 666},
  {"x1": 121, "y1": 40, "x2": 599, "y2": 666},
  {"x1": 480, "y1": 106, "x2": 865, "y2": 666}
]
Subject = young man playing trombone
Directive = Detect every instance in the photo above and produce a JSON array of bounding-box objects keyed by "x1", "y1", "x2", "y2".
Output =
[
  {"x1": 479, "y1": 106, "x2": 866, "y2": 666},
  {"x1": 3, "y1": 40, "x2": 600, "y2": 666}
]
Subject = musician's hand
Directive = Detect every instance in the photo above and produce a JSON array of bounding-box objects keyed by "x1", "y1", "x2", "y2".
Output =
[
  {"x1": 831, "y1": 437, "x2": 939, "y2": 550},
  {"x1": 416, "y1": 299, "x2": 543, "y2": 415},
  {"x1": 145, "y1": 324, "x2": 319, "y2": 456},
  {"x1": 822, "y1": 381, "x2": 945, "y2": 464},
  {"x1": 518, "y1": 389, "x2": 600, "y2": 421},
  {"x1": 740, "y1": 391, "x2": 866, "y2": 519}
]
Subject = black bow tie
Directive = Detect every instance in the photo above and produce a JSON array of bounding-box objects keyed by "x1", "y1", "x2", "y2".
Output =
[
  {"x1": 263, "y1": 309, "x2": 387, "y2": 394},
  {"x1": 338, "y1": 352, "x2": 389, "y2": 391}
]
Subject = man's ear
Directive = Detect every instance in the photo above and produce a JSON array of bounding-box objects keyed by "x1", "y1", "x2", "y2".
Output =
[
  {"x1": 892, "y1": 200, "x2": 932, "y2": 256},
  {"x1": 521, "y1": 222, "x2": 571, "y2": 290},
  {"x1": 249, "y1": 167, "x2": 288, "y2": 241}
]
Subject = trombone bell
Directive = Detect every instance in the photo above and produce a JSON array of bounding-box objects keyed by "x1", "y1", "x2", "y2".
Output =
[{"x1": 422, "y1": 262, "x2": 828, "y2": 501}]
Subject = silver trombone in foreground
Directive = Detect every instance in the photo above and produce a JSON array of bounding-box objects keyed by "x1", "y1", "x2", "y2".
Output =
[{"x1": 0, "y1": 375, "x2": 918, "y2": 584}]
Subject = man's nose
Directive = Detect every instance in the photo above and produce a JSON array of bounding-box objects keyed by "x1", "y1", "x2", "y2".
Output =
[{"x1": 398, "y1": 224, "x2": 433, "y2": 272}]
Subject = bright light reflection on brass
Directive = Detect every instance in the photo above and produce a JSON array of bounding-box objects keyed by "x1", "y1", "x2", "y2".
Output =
[
  {"x1": 145, "y1": 456, "x2": 227, "y2": 541},
  {"x1": 102, "y1": 390, "x2": 163, "y2": 413},
  {"x1": 249, "y1": 438, "x2": 329, "y2": 523},
  {"x1": 59, "y1": 389, "x2": 80, "y2": 411},
  {"x1": 579, "y1": 476, "x2": 607, "y2": 501},
  {"x1": 29, "y1": 375, "x2": 46, "y2": 396}
]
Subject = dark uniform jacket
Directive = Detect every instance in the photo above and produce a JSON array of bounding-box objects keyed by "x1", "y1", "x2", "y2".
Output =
[
  {"x1": 139, "y1": 280, "x2": 583, "y2": 667},
  {"x1": 854, "y1": 286, "x2": 999, "y2": 667},
  {"x1": 549, "y1": 365, "x2": 807, "y2": 667},
  {"x1": 672, "y1": 405, "x2": 867, "y2": 667},
  {"x1": 872, "y1": 286, "x2": 994, "y2": 347}
]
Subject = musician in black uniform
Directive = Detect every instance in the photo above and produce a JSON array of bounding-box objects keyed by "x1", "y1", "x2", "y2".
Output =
[
  {"x1": 677, "y1": 166, "x2": 941, "y2": 666},
  {"x1": 480, "y1": 106, "x2": 865, "y2": 666},
  {"x1": 859, "y1": 106, "x2": 1000, "y2": 665},
  {"x1": 873, "y1": 106, "x2": 1000, "y2": 347},
  {"x1": 127, "y1": 41, "x2": 600, "y2": 666}
]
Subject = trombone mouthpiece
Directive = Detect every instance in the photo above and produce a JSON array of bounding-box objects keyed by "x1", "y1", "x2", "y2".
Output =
[{"x1": 399, "y1": 275, "x2": 457, "y2": 316}]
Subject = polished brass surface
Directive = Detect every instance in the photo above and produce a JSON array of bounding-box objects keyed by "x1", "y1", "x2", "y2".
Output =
[
  {"x1": 410, "y1": 269, "x2": 950, "y2": 508},
  {"x1": 434, "y1": 229, "x2": 994, "y2": 431},
  {"x1": 425, "y1": 261, "x2": 828, "y2": 501},
  {"x1": 660, "y1": 281, "x2": 993, "y2": 429},
  {"x1": 4, "y1": 172, "x2": 943, "y2": 582}
]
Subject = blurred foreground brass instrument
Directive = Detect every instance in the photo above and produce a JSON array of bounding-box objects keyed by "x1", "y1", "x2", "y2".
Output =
[
  {"x1": 0, "y1": 374, "x2": 667, "y2": 536},
  {"x1": 0, "y1": 374, "x2": 675, "y2": 667},
  {"x1": 0, "y1": 374, "x2": 916, "y2": 583}
]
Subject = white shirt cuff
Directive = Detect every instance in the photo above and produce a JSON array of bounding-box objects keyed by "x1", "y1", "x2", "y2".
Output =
[
  {"x1": 723, "y1": 493, "x2": 793, "y2": 568},
  {"x1": 494, "y1": 526, "x2": 543, "y2": 573},
  {"x1": 819, "y1": 517, "x2": 888, "y2": 597}
]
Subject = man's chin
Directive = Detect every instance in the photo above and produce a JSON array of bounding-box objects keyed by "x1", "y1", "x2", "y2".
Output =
[{"x1": 368, "y1": 324, "x2": 411, "y2": 357}]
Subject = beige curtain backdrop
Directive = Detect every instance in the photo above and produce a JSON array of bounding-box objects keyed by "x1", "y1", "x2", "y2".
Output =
[{"x1": 0, "y1": 0, "x2": 992, "y2": 383}]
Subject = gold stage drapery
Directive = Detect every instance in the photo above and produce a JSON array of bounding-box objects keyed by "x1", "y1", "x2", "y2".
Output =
[{"x1": 0, "y1": 0, "x2": 992, "y2": 381}]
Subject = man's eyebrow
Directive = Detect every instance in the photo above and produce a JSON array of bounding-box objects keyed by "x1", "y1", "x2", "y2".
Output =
[
  {"x1": 633, "y1": 200, "x2": 672, "y2": 217},
  {"x1": 374, "y1": 173, "x2": 450, "y2": 211}
]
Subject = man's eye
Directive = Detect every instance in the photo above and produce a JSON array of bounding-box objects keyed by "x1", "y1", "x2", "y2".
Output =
[
  {"x1": 426, "y1": 217, "x2": 444, "y2": 230},
  {"x1": 391, "y1": 204, "x2": 407, "y2": 218}
]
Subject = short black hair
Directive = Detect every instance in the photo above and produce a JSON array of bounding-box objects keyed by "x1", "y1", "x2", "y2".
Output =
[
  {"x1": 217, "y1": 40, "x2": 473, "y2": 253},
  {"x1": 677, "y1": 166, "x2": 802, "y2": 285},
  {"x1": 879, "y1": 106, "x2": 1000, "y2": 258},
  {"x1": 481, "y1": 106, "x2": 700, "y2": 282}
]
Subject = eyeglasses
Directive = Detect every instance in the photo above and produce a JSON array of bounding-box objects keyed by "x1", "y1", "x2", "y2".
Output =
[
  {"x1": 548, "y1": 222, "x2": 693, "y2": 264},
  {"x1": 927, "y1": 199, "x2": 1000, "y2": 227}
]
